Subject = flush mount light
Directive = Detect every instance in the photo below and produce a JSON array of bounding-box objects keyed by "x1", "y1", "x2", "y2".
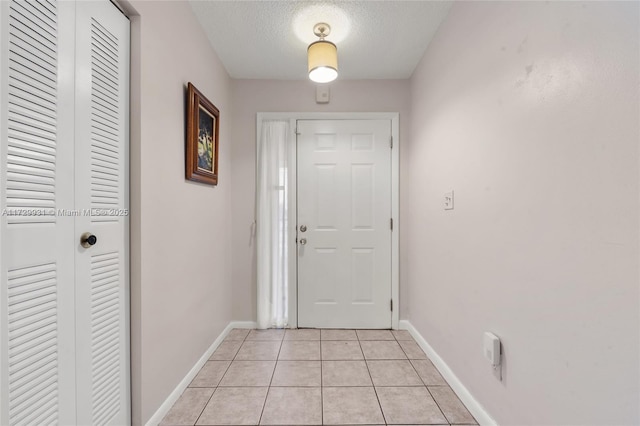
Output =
[{"x1": 308, "y1": 23, "x2": 338, "y2": 83}]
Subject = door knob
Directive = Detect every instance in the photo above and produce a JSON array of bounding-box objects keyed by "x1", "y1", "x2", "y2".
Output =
[
  {"x1": 299, "y1": 238, "x2": 307, "y2": 245},
  {"x1": 300, "y1": 225, "x2": 307, "y2": 232},
  {"x1": 81, "y1": 232, "x2": 97, "y2": 248}
]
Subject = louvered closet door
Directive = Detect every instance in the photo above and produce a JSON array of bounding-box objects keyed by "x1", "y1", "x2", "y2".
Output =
[
  {"x1": 0, "y1": 1, "x2": 77, "y2": 424},
  {"x1": 1, "y1": 1, "x2": 129, "y2": 425},
  {"x1": 73, "y1": 1, "x2": 130, "y2": 425}
]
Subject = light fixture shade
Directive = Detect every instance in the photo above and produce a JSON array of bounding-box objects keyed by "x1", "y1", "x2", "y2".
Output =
[{"x1": 308, "y1": 40, "x2": 338, "y2": 83}]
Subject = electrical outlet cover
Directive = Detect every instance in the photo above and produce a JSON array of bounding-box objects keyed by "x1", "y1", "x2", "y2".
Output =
[{"x1": 444, "y1": 191, "x2": 454, "y2": 210}]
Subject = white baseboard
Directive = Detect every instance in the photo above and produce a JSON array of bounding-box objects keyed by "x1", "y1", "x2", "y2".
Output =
[
  {"x1": 399, "y1": 320, "x2": 497, "y2": 426},
  {"x1": 145, "y1": 321, "x2": 257, "y2": 426}
]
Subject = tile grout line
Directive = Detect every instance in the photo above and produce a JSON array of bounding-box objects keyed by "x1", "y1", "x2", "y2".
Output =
[
  {"x1": 257, "y1": 331, "x2": 285, "y2": 425},
  {"x1": 190, "y1": 387, "x2": 215, "y2": 426},
  {"x1": 401, "y1": 331, "x2": 478, "y2": 425},
  {"x1": 400, "y1": 333, "x2": 452, "y2": 426},
  {"x1": 425, "y1": 385, "x2": 453, "y2": 426},
  {"x1": 191, "y1": 329, "x2": 249, "y2": 426},
  {"x1": 320, "y1": 336, "x2": 324, "y2": 426},
  {"x1": 359, "y1": 331, "x2": 388, "y2": 426}
]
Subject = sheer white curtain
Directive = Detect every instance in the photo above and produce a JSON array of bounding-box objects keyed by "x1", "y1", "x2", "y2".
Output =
[{"x1": 256, "y1": 120, "x2": 290, "y2": 329}]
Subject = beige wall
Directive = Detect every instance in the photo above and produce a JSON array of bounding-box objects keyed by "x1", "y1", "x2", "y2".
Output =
[
  {"x1": 406, "y1": 1, "x2": 639, "y2": 424},
  {"x1": 127, "y1": 2, "x2": 234, "y2": 424},
  {"x1": 230, "y1": 79, "x2": 411, "y2": 323},
  {"x1": 122, "y1": 1, "x2": 639, "y2": 423}
]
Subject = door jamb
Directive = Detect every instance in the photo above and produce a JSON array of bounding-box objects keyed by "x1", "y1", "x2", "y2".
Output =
[{"x1": 256, "y1": 112, "x2": 400, "y2": 330}]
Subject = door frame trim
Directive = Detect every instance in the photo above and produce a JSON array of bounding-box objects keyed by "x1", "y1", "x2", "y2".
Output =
[{"x1": 256, "y1": 112, "x2": 400, "y2": 329}]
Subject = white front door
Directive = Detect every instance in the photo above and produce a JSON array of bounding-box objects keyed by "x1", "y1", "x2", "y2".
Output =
[
  {"x1": 297, "y1": 119, "x2": 392, "y2": 328},
  {"x1": 0, "y1": 1, "x2": 129, "y2": 424}
]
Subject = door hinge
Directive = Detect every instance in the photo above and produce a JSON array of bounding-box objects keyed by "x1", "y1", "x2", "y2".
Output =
[
  {"x1": 390, "y1": 299, "x2": 393, "y2": 311},
  {"x1": 295, "y1": 127, "x2": 301, "y2": 136},
  {"x1": 390, "y1": 136, "x2": 393, "y2": 149},
  {"x1": 390, "y1": 218, "x2": 393, "y2": 231}
]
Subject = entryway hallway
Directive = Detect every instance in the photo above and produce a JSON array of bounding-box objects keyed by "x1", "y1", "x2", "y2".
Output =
[{"x1": 160, "y1": 328, "x2": 477, "y2": 425}]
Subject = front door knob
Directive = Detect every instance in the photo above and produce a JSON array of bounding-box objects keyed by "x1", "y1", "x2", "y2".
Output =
[
  {"x1": 299, "y1": 238, "x2": 307, "y2": 245},
  {"x1": 81, "y1": 232, "x2": 97, "y2": 248}
]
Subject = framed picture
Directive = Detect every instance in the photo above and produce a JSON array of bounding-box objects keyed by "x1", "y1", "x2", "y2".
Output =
[{"x1": 186, "y1": 82, "x2": 219, "y2": 185}]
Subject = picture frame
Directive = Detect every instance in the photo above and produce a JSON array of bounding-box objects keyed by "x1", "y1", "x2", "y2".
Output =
[{"x1": 186, "y1": 82, "x2": 220, "y2": 185}]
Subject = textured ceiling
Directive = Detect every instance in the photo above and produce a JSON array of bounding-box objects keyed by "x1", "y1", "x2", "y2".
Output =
[{"x1": 189, "y1": 1, "x2": 453, "y2": 80}]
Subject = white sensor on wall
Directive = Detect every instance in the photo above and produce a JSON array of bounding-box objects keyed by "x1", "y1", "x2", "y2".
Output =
[
  {"x1": 316, "y1": 85, "x2": 330, "y2": 104},
  {"x1": 483, "y1": 332, "x2": 501, "y2": 367}
]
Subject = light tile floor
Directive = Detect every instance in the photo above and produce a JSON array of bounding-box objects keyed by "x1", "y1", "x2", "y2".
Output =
[{"x1": 160, "y1": 328, "x2": 478, "y2": 426}]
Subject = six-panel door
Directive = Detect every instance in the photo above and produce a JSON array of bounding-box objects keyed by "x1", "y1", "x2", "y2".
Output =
[{"x1": 297, "y1": 119, "x2": 392, "y2": 328}]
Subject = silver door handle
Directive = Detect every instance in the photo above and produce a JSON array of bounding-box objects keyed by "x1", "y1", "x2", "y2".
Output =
[
  {"x1": 81, "y1": 232, "x2": 97, "y2": 248},
  {"x1": 299, "y1": 238, "x2": 307, "y2": 245}
]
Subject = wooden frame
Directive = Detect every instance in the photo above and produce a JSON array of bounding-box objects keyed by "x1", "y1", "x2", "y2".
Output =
[{"x1": 186, "y1": 82, "x2": 219, "y2": 185}]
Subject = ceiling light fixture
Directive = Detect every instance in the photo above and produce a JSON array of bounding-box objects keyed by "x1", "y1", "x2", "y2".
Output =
[{"x1": 308, "y1": 23, "x2": 338, "y2": 83}]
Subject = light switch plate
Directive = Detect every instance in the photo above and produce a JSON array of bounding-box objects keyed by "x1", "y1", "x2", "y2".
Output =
[{"x1": 444, "y1": 191, "x2": 454, "y2": 210}]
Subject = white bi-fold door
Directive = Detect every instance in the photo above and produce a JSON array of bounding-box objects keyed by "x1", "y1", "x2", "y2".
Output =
[
  {"x1": 0, "y1": 1, "x2": 130, "y2": 425},
  {"x1": 297, "y1": 119, "x2": 392, "y2": 328}
]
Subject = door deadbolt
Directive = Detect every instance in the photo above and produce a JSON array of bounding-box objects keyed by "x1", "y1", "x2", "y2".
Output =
[
  {"x1": 81, "y1": 232, "x2": 97, "y2": 248},
  {"x1": 300, "y1": 225, "x2": 307, "y2": 232}
]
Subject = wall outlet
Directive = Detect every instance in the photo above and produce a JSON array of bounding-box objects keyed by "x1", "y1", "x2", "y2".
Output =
[{"x1": 444, "y1": 191, "x2": 454, "y2": 210}]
